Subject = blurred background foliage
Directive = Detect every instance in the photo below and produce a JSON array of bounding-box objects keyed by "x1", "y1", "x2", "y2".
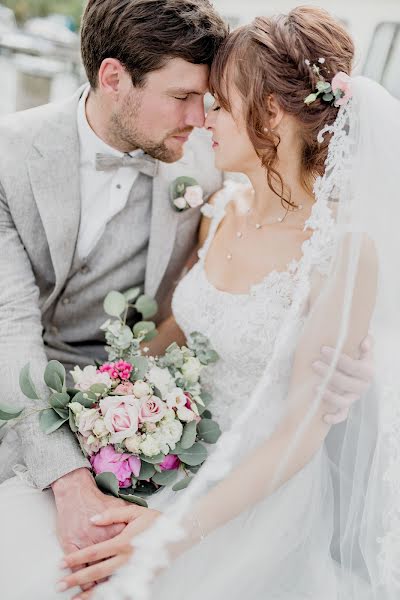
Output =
[{"x1": 2, "y1": 0, "x2": 83, "y2": 29}]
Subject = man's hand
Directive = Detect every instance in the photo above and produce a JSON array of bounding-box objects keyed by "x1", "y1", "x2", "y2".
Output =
[
  {"x1": 57, "y1": 505, "x2": 161, "y2": 599},
  {"x1": 312, "y1": 335, "x2": 374, "y2": 425},
  {"x1": 52, "y1": 468, "x2": 139, "y2": 593}
]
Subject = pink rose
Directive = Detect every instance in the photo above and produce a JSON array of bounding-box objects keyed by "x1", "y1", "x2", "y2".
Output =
[
  {"x1": 100, "y1": 395, "x2": 140, "y2": 444},
  {"x1": 184, "y1": 185, "x2": 203, "y2": 208},
  {"x1": 138, "y1": 396, "x2": 167, "y2": 424},
  {"x1": 114, "y1": 382, "x2": 135, "y2": 395},
  {"x1": 159, "y1": 454, "x2": 180, "y2": 471},
  {"x1": 331, "y1": 71, "x2": 352, "y2": 107},
  {"x1": 90, "y1": 446, "x2": 141, "y2": 488}
]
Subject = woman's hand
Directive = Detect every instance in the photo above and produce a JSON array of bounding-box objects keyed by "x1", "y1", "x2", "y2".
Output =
[{"x1": 56, "y1": 505, "x2": 161, "y2": 598}]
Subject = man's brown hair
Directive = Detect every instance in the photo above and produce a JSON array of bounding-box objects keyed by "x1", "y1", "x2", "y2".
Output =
[{"x1": 81, "y1": 0, "x2": 228, "y2": 88}]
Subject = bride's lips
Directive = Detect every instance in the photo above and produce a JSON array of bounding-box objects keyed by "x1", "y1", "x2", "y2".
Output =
[{"x1": 212, "y1": 139, "x2": 219, "y2": 149}]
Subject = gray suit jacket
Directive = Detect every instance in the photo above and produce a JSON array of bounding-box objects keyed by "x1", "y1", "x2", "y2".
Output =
[{"x1": 0, "y1": 88, "x2": 222, "y2": 489}]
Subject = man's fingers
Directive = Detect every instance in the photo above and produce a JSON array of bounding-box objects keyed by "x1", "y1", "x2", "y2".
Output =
[
  {"x1": 323, "y1": 408, "x2": 349, "y2": 425},
  {"x1": 73, "y1": 592, "x2": 94, "y2": 600},
  {"x1": 319, "y1": 347, "x2": 373, "y2": 381},
  {"x1": 58, "y1": 555, "x2": 126, "y2": 590},
  {"x1": 321, "y1": 389, "x2": 359, "y2": 411},
  {"x1": 90, "y1": 505, "x2": 144, "y2": 526},
  {"x1": 313, "y1": 360, "x2": 368, "y2": 395}
]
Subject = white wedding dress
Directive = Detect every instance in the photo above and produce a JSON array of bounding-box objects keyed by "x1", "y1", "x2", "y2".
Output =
[{"x1": 0, "y1": 180, "x2": 339, "y2": 600}]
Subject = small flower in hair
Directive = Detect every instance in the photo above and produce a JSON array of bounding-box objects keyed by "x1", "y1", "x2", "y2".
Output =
[{"x1": 304, "y1": 60, "x2": 352, "y2": 108}]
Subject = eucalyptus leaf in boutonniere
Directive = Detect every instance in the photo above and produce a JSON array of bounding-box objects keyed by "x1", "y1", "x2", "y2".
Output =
[{"x1": 169, "y1": 176, "x2": 204, "y2": 212}]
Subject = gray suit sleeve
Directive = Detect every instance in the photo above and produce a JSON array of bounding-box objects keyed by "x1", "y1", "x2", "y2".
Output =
[{"x1": 0, "y1": 184, "x2": 90, "y2": 490}]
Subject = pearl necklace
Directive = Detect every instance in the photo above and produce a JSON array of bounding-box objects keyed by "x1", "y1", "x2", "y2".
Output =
[{"x1": 226, "y1": 202, "x2": 304, "y2": 261}]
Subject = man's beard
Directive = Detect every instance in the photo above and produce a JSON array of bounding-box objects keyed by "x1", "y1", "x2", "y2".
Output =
[{"x1": 110, "y1": 93, "x2": 192, "y2": 163}]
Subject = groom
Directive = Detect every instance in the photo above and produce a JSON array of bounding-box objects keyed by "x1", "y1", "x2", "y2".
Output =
[{"x1": 0, "y1": 0, "x2": 372, "y2": 593}]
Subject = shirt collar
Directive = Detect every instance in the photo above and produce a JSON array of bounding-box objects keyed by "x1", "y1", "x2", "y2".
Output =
[{"x1": 77, "y1": 85, "x2": 143, "y2": 167}]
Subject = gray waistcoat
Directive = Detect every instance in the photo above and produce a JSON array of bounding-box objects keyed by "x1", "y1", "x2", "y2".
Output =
[{"x1": 43, "y1": 173, "x2": 152, "y2": 372}]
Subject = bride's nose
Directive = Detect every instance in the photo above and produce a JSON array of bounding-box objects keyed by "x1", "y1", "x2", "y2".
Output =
[{"x1": 204, "y1": 109, "x2": 215, "y2": 131}]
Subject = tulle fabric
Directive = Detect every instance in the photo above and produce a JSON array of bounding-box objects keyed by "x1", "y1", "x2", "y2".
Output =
[{"x1": 94, "y1": 77, "x2": 400, "y2": 600}]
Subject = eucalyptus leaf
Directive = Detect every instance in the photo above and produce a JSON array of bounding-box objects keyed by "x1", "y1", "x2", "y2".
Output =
[
  {"x1": 95, "y1": 472, "x2": 120, "y2": 497},
  {"x1": 73, "y1": 391, "x2": 97, "y2": 408},
  {"x1": 123, "y1": 287, "x2": 141, "y2": 302},
  {"x1": 152, "y1": 469, "x2": 178, "y2": 486},
  {"x1": 135, "y1": 295, "x2": 158, "y2": 320},
  {"x1": 133, "y1": 321, "x2": 156, "y2": 338},
  {"x1": 103, "y1": 291, "x2": 127, "y2": 318},
  {"x1": 44, "y1": 361, "x2": 66, "y2": 393},
  {"x1": 118, "y1": 493, "x2": 148, "y2": 507},
  {"x1": 54, "y1": 408, "x2": 69, "y2": 419},
  {"x1": 19, "y1": 363, "x2": 39, "y2": 400},
  {"x1": 143, "y1": 328, "x2": 158, "y2": 342},
  {"x1": 90, "y1": 383, "x2": 109, "y2": 396},
  {"x1": 0, "y1": 406, "x2": 23, "y2": 421},
  {"x1": 180, "y1": 420, "x2": 197, "y2": 450},
  {"x1": 69, "y1": 410, "x2": 78, "y2": 432},
  {"x1": 141, "y1": 453, "x2": 165, "y2": 464},
  {"x1": 201, "y1": 409, "x2": 212, "y2": 419},
  {"x1": 39, "y1": 409, "x2": 68, "y2": 434},
  {"x1": 49, "y1": 392, "x2": 70, "y2": 410},
  {"x1": 172, "y1": 476, "x2": 192, "y2": 492},
  {"x1": 197, "y1": 419, "x2": 221, "y2": 444},
  {"x1": 177, "y1": 442, "x2": 207, "y2": 467},
  {"x1": 138, "y1": 461, "x2": 156, "y2": 480},
  {"x1": 131, "y1": 356, "x2": 149, "y2": 380}
]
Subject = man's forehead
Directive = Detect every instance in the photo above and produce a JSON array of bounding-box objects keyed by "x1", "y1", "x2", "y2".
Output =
[{"x1": 150, "y1": 57, "x2": 209, "y2": 93}]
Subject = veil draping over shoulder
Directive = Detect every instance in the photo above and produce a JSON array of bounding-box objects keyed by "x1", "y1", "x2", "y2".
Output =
[{"x1": 95, "y1": 77, "x2": 400, "y2": 600}]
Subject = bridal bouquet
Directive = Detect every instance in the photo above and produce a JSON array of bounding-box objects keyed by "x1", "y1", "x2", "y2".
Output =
[{"x1": 3, "y1": 289, "x2": 220, "y2": 507}]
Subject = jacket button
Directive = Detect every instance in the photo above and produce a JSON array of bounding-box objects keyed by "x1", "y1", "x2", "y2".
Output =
[{"x1": 62, "y1": 297, "x2": 70, "y2": 305}]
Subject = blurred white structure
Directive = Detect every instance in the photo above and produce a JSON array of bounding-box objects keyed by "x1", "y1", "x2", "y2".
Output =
[{"x1": 214, "y1": 0, "x2": 400, "y2": 98}]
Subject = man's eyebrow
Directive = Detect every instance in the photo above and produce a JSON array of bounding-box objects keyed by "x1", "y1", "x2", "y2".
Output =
[{"x1": 167, "y1": 87, "x2": 207, "y2": 95}]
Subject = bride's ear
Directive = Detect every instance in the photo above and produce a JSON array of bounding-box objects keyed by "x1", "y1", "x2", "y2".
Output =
[{"x1": 264, "y1": 94, "x2": 284, "y2": 132}]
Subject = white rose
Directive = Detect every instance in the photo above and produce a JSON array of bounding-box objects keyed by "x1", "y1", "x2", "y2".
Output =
[
  {"x1": 173, "y1": 197, "x2": 187, "y2": 210},
  {"x1": 124, "y1": 434, "x2": 142, "y2": 454},
  {"x1": 92, "y1": 418, "x2": 109, "y2": 438},
  {"x1": 68, "y1": 402, "x2": 83, "y2": 415},
  {"x1": 71, "y1": 365, "x2": 112, "y2": 392},
  {"x1": 133, "y1": 380, "x2": 152, "y2": 398},
  {"x1": 165, "y1": 387, "x2": 187, "y2": 409},
  {"x1": 181, "y1": 357, "x2": 202, "y2": 383},
  {"x1": 184, "y1": 185, "x2": 203, "y2": 208},
  {"x1": 177, "y1": 406, "x2": 196, "y2": 422},
  {"x1": 76, "y1": 408, "x2": 100, "y2": 436},
  {"x1": 147, "y1": 366, "x2": 175, "y2": 397},
  {"x1": 139, "y1": 435, "x2": 161, "y2": 457},
  {"x1": 163, "y1": 408, "x2": 177, "y2": 422},
  {"x1": 161, "y1": 419, "x2": 183, "y2": 446}
]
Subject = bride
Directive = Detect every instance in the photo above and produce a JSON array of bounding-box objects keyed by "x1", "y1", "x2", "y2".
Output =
[{"x1": 55, "y1": 6, "x2": 400, "y2": 600}]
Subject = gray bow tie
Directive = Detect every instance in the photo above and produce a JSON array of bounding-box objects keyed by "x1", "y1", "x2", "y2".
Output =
[{"x1": 95, "y1": 152, "x2": 158, "y2": 177}]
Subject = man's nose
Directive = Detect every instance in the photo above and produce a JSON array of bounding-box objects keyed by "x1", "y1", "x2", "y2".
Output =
[{"x1": 185, "y1": 100, "x2": 206, "y2": 129}]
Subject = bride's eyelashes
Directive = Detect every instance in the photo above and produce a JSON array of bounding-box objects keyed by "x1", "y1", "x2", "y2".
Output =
[{"x1": 174, "y1": 96, "x2": 189, "y2": 101}]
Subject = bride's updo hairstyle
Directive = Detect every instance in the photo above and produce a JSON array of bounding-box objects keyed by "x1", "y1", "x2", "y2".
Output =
[{"x1": 209, "y1": 6, "x2": 354, "y2": 204}]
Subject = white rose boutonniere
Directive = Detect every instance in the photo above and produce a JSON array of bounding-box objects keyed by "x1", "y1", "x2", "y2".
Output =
[{"x1": 169, "y1": 176, "x2": 204, "y2": 212}]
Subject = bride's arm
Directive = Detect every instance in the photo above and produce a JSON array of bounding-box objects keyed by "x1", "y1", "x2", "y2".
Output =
[
  {"x1": 176, "y1": 235, "x2": 378, "y2": 551},
  {"x1": 142, "y1": 197, "x2": 218, "y2": 357}
]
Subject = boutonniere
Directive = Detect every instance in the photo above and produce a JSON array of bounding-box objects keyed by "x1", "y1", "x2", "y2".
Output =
[{"x1": 169, "y1": 176, "x2": 204, "y2": 212}]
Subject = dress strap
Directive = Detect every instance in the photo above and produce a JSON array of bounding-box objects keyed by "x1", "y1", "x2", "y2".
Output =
[{"x1": 197, "y1": 180, "x2": 236, "y2": 263}]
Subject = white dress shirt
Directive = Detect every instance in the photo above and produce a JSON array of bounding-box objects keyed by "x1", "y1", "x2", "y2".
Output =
[{"x1": 76, "y1": 86, "x2": 142, "y2": 259}]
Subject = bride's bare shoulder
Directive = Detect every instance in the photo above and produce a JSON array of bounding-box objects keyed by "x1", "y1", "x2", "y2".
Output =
[{"x1": 198, "y1": 181, "x2": 252, "y2": 246}]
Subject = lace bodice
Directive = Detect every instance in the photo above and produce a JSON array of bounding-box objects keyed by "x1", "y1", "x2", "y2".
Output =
[{"x1": 172, "y1": 181, "x2": 336, "y2": 431}]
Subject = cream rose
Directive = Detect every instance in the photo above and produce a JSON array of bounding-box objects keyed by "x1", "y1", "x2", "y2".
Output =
[{"x1": 100, "y1": 395, "x2": 140, "y2": 444}]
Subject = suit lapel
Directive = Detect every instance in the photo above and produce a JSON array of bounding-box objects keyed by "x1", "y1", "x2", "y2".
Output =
[
  {"x1": 145, "y1": 148, "x2": 193, "y2": 298},
  {"x1": 28, "y1": 92, "x2": 82, "y2": 308}
]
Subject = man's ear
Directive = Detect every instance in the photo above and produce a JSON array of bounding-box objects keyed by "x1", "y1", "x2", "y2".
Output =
[{"x1": 98, "y1": 58, "x2": 128, "y2": 99}]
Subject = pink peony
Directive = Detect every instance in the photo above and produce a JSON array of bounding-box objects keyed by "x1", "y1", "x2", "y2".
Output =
[
  {"x1": 100, "y1": 395, "x2": 140, "y2": 444},
  {"x1": 159, "y1": 454, "x2": 180, "y2": 471},
  {"x1": 114, "y1": 382, "x2": 135, "y2": 395},
  {"x1": 138, "y1": 396, "x2": 167, "y2": 424},
  {"x1": 90, "y1": 446, "x2": 141, "y2": 488},
  {"x1": 331, "y1": 71, "x2": 352, "y2": 107}
]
